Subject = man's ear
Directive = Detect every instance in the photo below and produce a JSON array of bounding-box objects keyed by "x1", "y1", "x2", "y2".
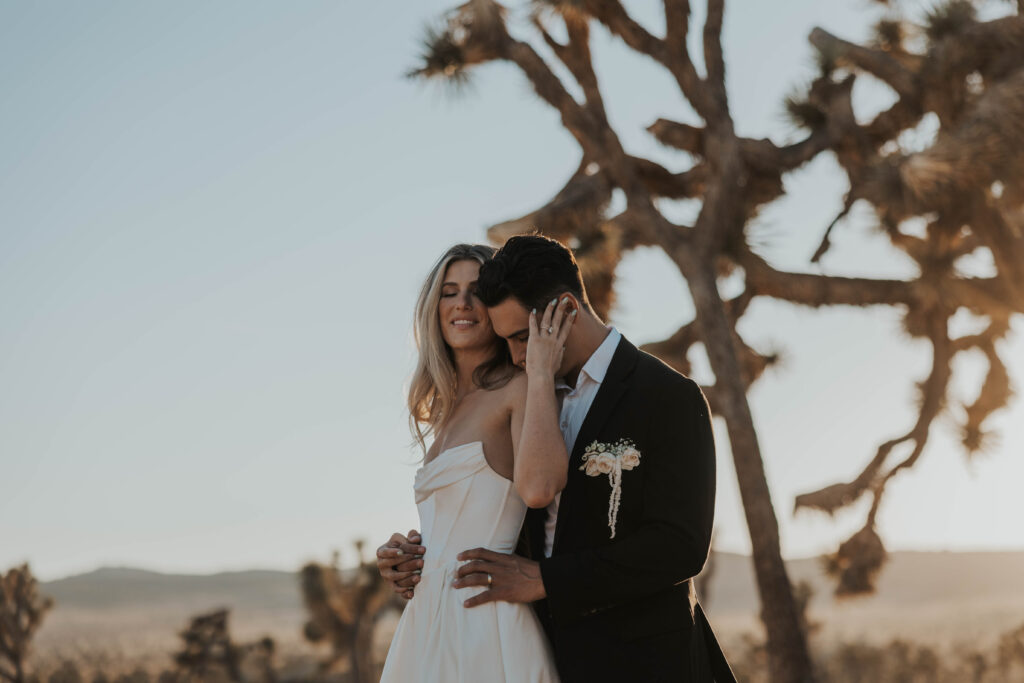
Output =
[{"x1": 560, "y1": 292, "x2": 581, "y2": 316}]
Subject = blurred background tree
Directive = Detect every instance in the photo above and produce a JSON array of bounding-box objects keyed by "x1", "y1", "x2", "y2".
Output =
[
  {"x1": 1, "y1": 564, "x2": 54, "y2": 683},
  {"x1": 300, "y1": 543, "x2": 401, "y2": 683},
  {"x1": 172, "y1": 609, "x2": 275, "y2": 683},
  {"x1": 408, "y1": 1, "x2": 1024, "y2": 681}
]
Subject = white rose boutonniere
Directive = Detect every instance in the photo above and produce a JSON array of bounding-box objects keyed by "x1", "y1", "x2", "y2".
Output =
[
  {"x1": 578, "y1": 438, "x2": 642, "y2": 538},
  {"x1": 594, "y1": 452, "x2": 616, "y2": 475},
  {"x1": 620, "y1": 447, "x2": 641, "y2": 471}
]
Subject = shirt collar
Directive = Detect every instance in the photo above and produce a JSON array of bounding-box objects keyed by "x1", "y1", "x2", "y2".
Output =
[{"x1": 555, "y1": 326, "x2": 621, "y2": 393}]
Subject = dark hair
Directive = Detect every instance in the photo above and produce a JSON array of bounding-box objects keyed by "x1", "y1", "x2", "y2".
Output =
[{"x1": 477, "y1": 234, "x2": 589, "y2": 312}]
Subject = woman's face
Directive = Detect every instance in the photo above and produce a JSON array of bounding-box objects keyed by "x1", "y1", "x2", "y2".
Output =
[{"x1": 438, "y1": 259, "x2": 497, "y2": 351}]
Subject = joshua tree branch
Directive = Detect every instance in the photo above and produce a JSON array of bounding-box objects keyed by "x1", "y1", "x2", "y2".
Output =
[
  {"x1": 631, "y1": 156, "x2": 708, "y2": 199},
  {"x1": 703, "y1": 0, "x2": 727, "y2": 115},
  {"x1": 810, "y1": 27, "x2": 918, "y2": 99},
  {"x1": 868, "y1": 314, "x2": 953, "y2": 501},
  {"x1": 505, "y1": 39, "x2": 604, "y2": 156},
  {"x1": 533, "y1": 13, "x2": 608, "y2": 123},
  {"x1": 648, "y1": 118, "x2": 705, "y2": 155},
  {"x1": 797, "y1": 312, "x2": 953, "y2": 517},
  {"x1": 775, "y1": 129, "x2": 835, "y2": 169},
  {"x1": 663, "y1": 0, "x2": 691, "y2": 56},
  {"x1": 739, "y1": 244, "x2": 1016, "y2": 315},
  {"x1": 738, "y1": 248, "x2": 915, "y2": 307},
  {"x1": 585, "y1": 0, "x2": 665, "y2": 62}
]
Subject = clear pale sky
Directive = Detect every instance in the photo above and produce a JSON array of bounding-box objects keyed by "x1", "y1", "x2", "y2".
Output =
[{"x1": 2, "y1": 1, "x2": 1021, "y2": 582}]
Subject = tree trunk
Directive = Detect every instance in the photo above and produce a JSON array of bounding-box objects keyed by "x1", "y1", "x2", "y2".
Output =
[
  {"x1": 683, "y1": 258, "x2": 817, "y2": 683},
  {"x1": 349, "y1": 617, "x2": 364, "y2": 683}
]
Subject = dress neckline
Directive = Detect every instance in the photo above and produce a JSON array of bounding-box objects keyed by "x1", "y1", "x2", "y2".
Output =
[{"x1": 421, "y1": 440, "x2": 484, "y2": 471}]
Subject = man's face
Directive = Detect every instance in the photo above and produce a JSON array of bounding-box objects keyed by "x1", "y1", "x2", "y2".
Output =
[
  {"x1": 487, "y1": 298, "x2": 533, "y2": 370},
  {"x1": 488, "y1": 295, "x2": 577, "y2": 378}
]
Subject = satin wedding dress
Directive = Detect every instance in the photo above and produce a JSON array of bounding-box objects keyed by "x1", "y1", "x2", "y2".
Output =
[{"x1": 380, "y1": 441, "x2": 559, "y2": 682}]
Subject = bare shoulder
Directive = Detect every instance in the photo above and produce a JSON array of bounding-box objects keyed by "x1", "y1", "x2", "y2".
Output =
[{"x1": 499, "y1": 369, "x2": 529, "y2": 411}]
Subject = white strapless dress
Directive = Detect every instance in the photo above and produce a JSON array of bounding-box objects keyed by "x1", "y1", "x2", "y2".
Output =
[{"x1": 380, "y1": 441, "x2": 559, "y2": 683}]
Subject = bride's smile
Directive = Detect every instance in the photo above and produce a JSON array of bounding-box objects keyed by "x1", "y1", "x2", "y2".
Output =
[{"x1": 438, "y1": 258, "x2": 496, "y2": 351}]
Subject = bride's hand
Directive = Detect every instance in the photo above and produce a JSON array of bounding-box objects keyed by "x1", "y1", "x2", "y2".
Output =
[{"x1": 525, "y1": 296, "x2": 575, "y2": 378}]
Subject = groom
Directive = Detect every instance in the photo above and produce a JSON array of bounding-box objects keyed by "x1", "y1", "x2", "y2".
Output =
[{"x1": 379, "y1": 235, "x2": 734, "y2": 682}]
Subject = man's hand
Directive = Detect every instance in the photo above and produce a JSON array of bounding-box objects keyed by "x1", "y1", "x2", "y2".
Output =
[
  {"x1": 453, "y1": 548, "x2": 546, "y2": 608},
  {"x1": 376, "y1": 530, "x2": 425, "y2": 600}
]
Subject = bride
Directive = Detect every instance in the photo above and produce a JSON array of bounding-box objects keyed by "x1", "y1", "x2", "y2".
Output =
[{"x1": 378, "y1": 243, "x2": 571, "y2": 682}]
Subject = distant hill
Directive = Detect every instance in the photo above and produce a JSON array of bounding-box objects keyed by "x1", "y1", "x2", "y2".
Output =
[
  {"x1": 698, "y1": 550, "x2": 1024, "y2": 648},
  {"x1": 43, "y1": 565, "x2": 302, "y2": 610},
  {"x1": 32, "y1": 551, "x2": 1024, "y2": 654},
  {"x1": 42, "y1": 551, "x2": 1024, "y2": 614},
  {"x1": 699, "y1": 550, "x2": 1024, "y2": 613}
]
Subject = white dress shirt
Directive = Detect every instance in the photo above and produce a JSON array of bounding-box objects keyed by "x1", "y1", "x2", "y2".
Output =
[{"x1": 543, "y1": 326, "x2": 622, "y2": 557}]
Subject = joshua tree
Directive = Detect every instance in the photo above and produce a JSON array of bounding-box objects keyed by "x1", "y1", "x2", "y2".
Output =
[
  {"x1": 408, "y1": 1, "x2": 1024, "y2": 681},
  {"x1": 0, "y1": 564, "x2": 54, "y2": 683},
  {"x1": 995, "y1": 621, "x2": 1024, "y2": 680},
  {"x1": 172, "y1": 608, "x2": 275, "y2": 683},
  {"x1": 300, "y1": 542, "x2": 402, "y2": 683}
]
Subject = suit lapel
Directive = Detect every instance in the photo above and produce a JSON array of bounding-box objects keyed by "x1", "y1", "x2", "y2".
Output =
[{"x1": 551, "y1": 336, "x2": 639, "y2": 553}]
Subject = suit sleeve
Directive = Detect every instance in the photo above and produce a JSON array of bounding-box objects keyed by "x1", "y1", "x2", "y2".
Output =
[{"x1": 538, "y1": 376, "x2": 716, "y2": 624}]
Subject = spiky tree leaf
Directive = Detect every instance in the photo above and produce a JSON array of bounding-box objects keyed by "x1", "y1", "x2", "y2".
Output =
[{"x1": 924, "y1": 0, "x2": 977, "y2": 43}]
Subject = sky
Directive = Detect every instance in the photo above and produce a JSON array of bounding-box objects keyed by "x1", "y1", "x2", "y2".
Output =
[{"x1": 1, "y1": 0, "x2": 1022, "y2": 583}]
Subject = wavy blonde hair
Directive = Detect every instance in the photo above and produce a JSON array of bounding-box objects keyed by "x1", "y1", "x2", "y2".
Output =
[{"x1": 408, "y1": 244, "x2": 513, "y2": 453}]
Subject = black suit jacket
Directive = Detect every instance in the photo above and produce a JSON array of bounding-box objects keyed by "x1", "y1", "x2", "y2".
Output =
[{"x1": 524, "y1": 335, "x2": 736, "y2": 683}]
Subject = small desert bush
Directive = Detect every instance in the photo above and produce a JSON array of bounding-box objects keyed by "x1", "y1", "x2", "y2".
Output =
[{"x1": 728, "y1": 622, "x2": 1024, "y2": 683}]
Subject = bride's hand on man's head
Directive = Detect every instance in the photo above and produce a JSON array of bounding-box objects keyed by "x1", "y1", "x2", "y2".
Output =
[{"x1": 525, "y1": 296, "x2": 575, "y2": 379}]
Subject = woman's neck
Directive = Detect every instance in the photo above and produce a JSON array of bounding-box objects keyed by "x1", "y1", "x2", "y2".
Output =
[{"x1": 452, "y1": 345, "x2": 493, "y2": 396}]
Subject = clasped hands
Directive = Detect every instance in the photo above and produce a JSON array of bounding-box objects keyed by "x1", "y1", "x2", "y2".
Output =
[{"x1": 376, "y1": 530, "x2": 546, "y2": 607}]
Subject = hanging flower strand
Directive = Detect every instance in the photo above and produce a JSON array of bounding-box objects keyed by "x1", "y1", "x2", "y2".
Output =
[{"x1": 579, "y1": 438, "x2": 642, "y2": 538}]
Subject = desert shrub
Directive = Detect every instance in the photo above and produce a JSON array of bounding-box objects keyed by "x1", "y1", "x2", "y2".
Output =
[
  {"x1": 722, "y1": 621, "x2": 1024, "y2": 683},
  {"x1": 111, "y1": 669, "x2": 150, "y2": 683},
  {"x1": 821, "y1": 640, "x2": 943, "y2": 683},
  {"x1": 44, "y1": 662, "x2": 81, "y2": 683}
]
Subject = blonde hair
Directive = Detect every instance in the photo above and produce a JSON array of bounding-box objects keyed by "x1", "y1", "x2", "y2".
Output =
[{"x1": 407, "y1": 244, "x2": 513, "y2": 453}]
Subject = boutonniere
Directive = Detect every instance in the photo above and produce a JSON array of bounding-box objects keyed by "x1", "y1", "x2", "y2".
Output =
[{"x1": 579, "y1": 439, "x2": 642, "y2": 539}]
